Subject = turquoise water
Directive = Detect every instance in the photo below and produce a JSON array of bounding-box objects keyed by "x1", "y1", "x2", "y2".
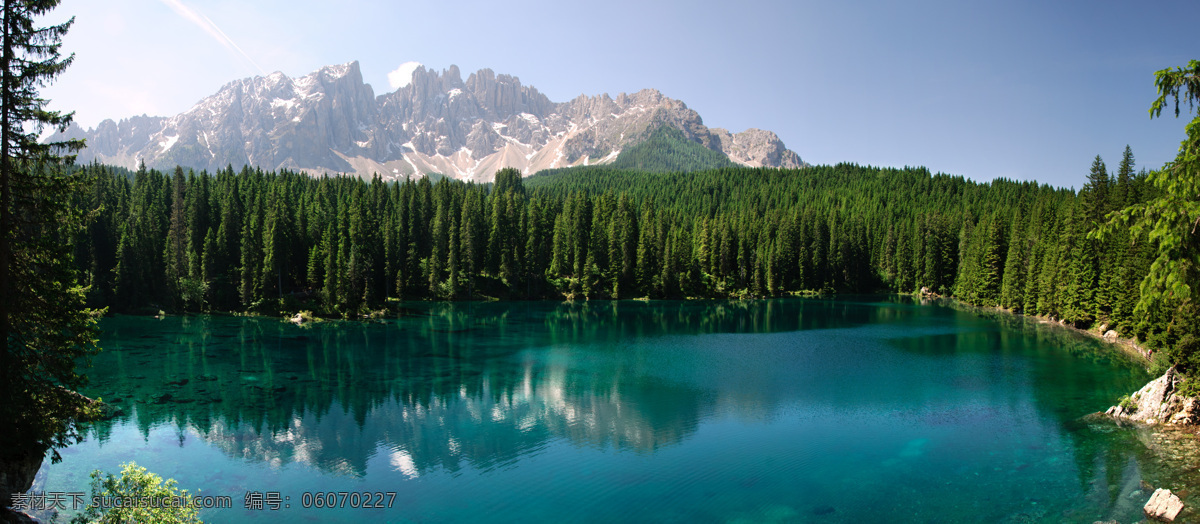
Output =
[{"x1": 32, "y1": 297, "x2": 1175, "y2": 522}]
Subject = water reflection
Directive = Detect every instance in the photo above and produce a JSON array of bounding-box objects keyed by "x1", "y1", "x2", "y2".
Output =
[
  {"x1": 82, "y1": 300, "x2": 914, "y2": 471},
  {"x1": 76, "y1": 297, "x2": 1168, "y2": 521}
]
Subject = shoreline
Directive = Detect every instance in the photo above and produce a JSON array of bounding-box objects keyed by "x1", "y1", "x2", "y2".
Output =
[
  {"x1": 105, "y1": 292, "x2": 849, "y2": 323},
  {"x1": 113, "y1": 294, "x2": 1162, "y2": 371},
  {"x1": 941, "y1": 296, "x2": 1200, "y2": 522},
  {"x1": 925, "y1": 295, "x2": 1156, "y2": 368}
]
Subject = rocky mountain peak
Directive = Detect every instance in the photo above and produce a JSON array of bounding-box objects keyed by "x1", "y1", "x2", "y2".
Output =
[
  {"x1": 317, "y1": 60, "x2": 360, "y2": 81},
  {"x1": 55, "y1": 62, "x2": 805, "y2": 180}
]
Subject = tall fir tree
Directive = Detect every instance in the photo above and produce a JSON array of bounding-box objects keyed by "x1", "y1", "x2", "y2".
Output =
[{"x1": 0, "y1": 0, "x2": 101, "y2": 494}]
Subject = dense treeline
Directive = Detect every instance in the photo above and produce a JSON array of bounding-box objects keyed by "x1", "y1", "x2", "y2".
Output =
[{"x1": 69, "y1": 150, "x2": 1193, "y2": 356}]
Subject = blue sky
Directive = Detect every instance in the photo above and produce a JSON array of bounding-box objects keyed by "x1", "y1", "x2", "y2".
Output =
[{"x1": 40, "y1": 0, "x2": 1200, "y2": 188}]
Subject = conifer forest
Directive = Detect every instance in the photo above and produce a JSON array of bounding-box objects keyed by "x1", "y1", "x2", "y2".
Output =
[{"x1": 71, "y1": 144, "x2": 1196, "y2": 366}]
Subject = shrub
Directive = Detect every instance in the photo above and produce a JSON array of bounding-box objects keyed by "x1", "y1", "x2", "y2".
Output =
[
  {"x1": 1118, "y1": 394, "x2": 1138, "y2": 412},
  {"x1": 71, "y1": 462, "x2": 202, "y2": 524}
]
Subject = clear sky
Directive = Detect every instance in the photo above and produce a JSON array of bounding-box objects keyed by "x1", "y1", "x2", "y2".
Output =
[{"x1": 39, "y1": 0, "x2": 1200, "y2": 189}]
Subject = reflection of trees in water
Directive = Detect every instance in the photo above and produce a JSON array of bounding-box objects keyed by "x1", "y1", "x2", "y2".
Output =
[
  {"x1": 83, "y1": 299, "x2": 902, "y2": 475},
  {"x1": 938, "y1": 304, "x2": 1167, "y2": 508},
  {"x1": 869, "y1": 299, "x2": 1176, "y2": 521},
  {"x1": 81, "y1": 297, "x2": 1165, "y2": 490},
  {"x1": 92, "y1": 299, "x2": 875, "y2": 476}
]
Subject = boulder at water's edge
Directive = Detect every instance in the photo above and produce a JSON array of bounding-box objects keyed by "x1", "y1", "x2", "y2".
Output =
[
  {"x1": 1105, "y1": 367, "x2": 1200, "y2": 425},
  {"x1": 1144, "y1": 488, "x2": 1185, "y2": 521}
]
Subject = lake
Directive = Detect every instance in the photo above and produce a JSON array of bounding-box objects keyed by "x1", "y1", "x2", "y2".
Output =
[{"x1": 32, "y1": 297, "x2": 1181, "y2": 522}]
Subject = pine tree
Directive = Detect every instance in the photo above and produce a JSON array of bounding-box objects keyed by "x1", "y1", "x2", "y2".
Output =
[
  {"x1": 978, "y1": 216, "x2": 1007, "y2": 305},
  {"x1": 211, "y1": 175, "x2": 241, "y2": 309},
  {"x1": 499, "y1": 192, "x2": 520, "y2": 290},
  {"x1": 1000, "y1": 208, "x2": 1029, "y2": 310},
  {"x1": 460, "y1": 190, "x2": 480, "y2": 297},
  {"x1": 487, "y1": 188, "x2": 505, "y2": 276},
  {"x1": 492, "y1": 167, "x2": 524, "y2": 198},
  {"x1": 0, "y1": 0, "x2": 101, "y2": 476},
  {"x1": 636, "y1": 205, "x2": 655, "y2": 295},
  {"x1": 430, "y1": 199, "x2": 448, "y2": 295},
  {"x1": 571, "y1": 194, "x2": 591, "y2": 284},
  {"x1": 1096, "y1": 60, "x2": 1200, "y2": 370},
  {"x1": 261, "y1": 182, "x2": 293, "y2": 303},
  {"x1": 549, "y1": 211, "x2": 568, "y2": 277},
  {"x1": 322, "y1": 220, "x2": 339, "y2": 306},
  {"x1": 1083, "y1": 155, "x2": 1111, "y2": 225},
  {"x1": 613, "y1": 193, "x2": 636, "y2": 296},
  {"x1": 164, "y1": 166, "x2": 187, "y2": 307},
  {"x1": 448, "y1": 215, "x2": 460, "y2": 299},
  {"x1": 183, "y1": 170, "x2": 209, "y2": 287},
  {"x1": 1115, "y1": 145, "x2": 1135, "y2": 208},
  {"x1": 201, "y1": 227, "x2": 217, "y2": 287}
]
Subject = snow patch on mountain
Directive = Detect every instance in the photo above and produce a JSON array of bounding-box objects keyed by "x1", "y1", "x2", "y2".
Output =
[{"x1": 53, "y1": 62, "x2": 805, "y2": 181}]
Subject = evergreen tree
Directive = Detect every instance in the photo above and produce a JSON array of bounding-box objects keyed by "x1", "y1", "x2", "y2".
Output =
[
  {"x1": 1098, "y1": 60, "x2": 1200, "y2": 371},
  {"x1": 460, "y1": 189, "x2": 481, "y2": 297},
  {"x1": 164, "y1": 166, "x2": 187, "y2": 307},
  {"x1": 59, "y1": 151, "x2": 1191, "y2": 367},
  {"x1": 0, "y1": 0, "x2": 101, "y2": 476},
  {"x1": 1115, "y1": 145, "x2": 1135, "y2": 207}
]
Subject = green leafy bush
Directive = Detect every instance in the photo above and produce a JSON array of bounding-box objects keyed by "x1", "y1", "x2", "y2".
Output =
[
  {"x1": 71, "y1": 462, "x2": 202, "y2": 524},
  {"x1": 1118, "y1": 394, "x2": 1138, "y2": 412}
]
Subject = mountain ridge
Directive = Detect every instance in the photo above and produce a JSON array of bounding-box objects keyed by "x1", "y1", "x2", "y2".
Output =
[{"x1": 55, "y1": 61, "x2": 805, "y2": 181}]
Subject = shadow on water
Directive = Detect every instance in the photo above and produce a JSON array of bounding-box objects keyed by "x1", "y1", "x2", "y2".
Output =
[
  {"x1": 66, "y1": 296, "x2": 1200, "y2": 523},
  {"x1": 885, "y1": 301, "x2": 1193, "y2": 522}
]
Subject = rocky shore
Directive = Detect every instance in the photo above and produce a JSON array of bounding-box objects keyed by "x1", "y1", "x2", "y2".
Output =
[
  {"x1": 1101, "y1": 366, "x2": 1200, "y2": 522},
  {"x1": 1105, "y1": 367, "x2": 1200, "y2": 425},
  {"x1": 942, "y1": 297, "x2": 1200, "y2": 523}
]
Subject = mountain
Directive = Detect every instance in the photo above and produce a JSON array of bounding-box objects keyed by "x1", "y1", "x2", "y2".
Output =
[{"x1": 54, "y1": 61, "x2": 805, "y2": 181}]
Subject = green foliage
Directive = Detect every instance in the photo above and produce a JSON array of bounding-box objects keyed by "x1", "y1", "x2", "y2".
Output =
[
  {"x1": 71, "y1": 462, "x2": 202, "y2": 524},
  {"x1": 491, "y1": 166, "x2": 525, "y2": 197},
  {"x1": 1118, "y1": 394, "x2": 1138, "y2": 412},
  {"x1": 1, "y1": 0, "x2": 102, "y2": 464},
  {"x1": 610, "y1": 126, "x2": 735, "y2": 172},
  {"x1": 71, "y1": 158, "x2": 1154, "y2": 329},
  {"x1": 61, "y1": 61, "x2": 1197, "y2": 368},
  {"x1": 1096, "y1": 59, "x2": 1200, "y2": 372},
  {"x1": 1150, "y1": 348, "x2": 1173, "y2": 376},
  {"x1": 178, "y1": 277, "x2": 208, "y2": 310}
]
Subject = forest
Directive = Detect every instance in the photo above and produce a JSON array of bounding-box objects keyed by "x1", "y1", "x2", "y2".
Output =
[{"x1": 68, "y1": 145, "x2": 1196, "y2": 367}]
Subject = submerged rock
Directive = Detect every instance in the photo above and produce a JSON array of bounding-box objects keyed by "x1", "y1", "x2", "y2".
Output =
[
  {"x1": 810, "y1": 505, "x2": 835, "y2": 516},
  {"x1": 94, "y1": 402, "x2": 125, "y2": 420},
  {"x1": 1105, "y1": 367, "x2": 1200, "y2": 426},
  {"x1": 1144, "y1": 488, "x2": 1184, "y2": 521}
]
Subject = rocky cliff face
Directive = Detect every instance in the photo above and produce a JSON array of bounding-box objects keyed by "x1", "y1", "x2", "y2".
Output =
[
  {"x1": 1105, "y1": 367, "x2": 1200, "y2": 425},
  {"x1": 56, "y1": 62, "x2": 805, "y2": 181},
  {"x1": 0, "y1": 447, "x2": 44, "y2": 509}
]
